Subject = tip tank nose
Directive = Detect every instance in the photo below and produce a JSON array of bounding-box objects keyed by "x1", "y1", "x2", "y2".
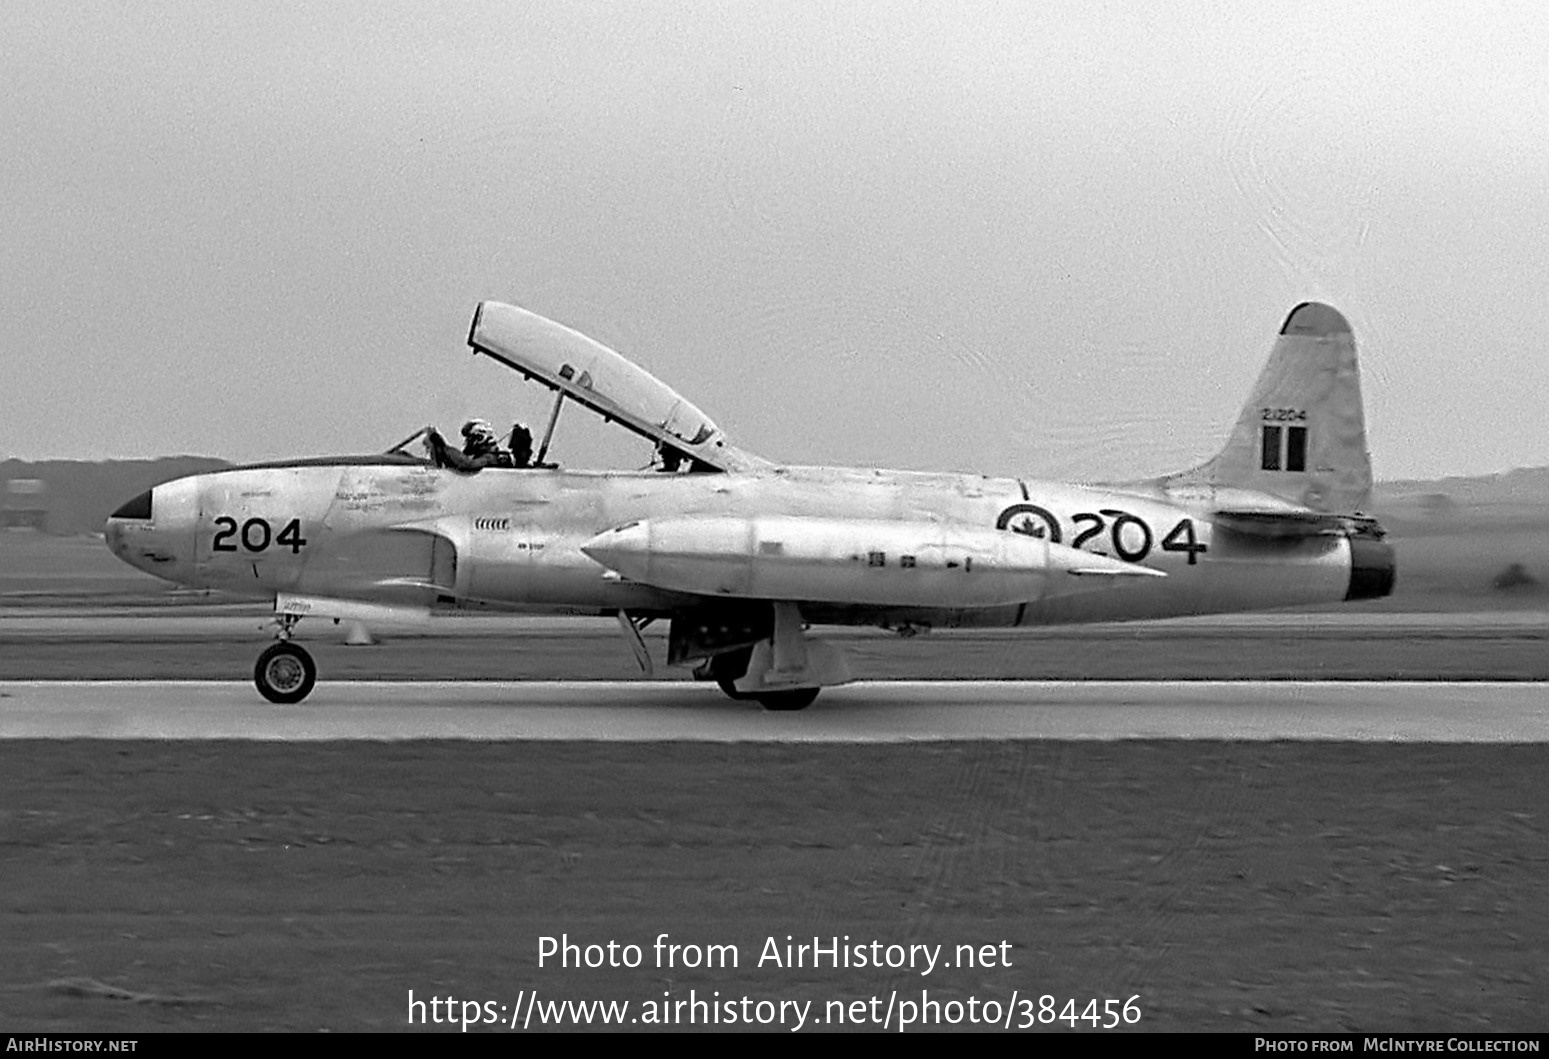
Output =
[{"x1": 580, "y1": 520, "x2": 650, "y2": 566}]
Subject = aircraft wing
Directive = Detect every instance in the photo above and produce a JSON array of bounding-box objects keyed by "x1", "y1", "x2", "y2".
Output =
[{"x1": 467, "y1": 302, "x2": 771, "y2": 473}]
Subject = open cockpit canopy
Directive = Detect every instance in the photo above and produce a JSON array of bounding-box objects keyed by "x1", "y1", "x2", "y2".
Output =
[{"x1": 467, "y1": 302, "x2": 770, "y2": 474}]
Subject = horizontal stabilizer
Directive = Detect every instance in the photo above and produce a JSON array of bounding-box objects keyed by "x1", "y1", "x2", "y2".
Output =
[{"x1": 1213, "y1": 509, "x2": 1384, "y2": 539}]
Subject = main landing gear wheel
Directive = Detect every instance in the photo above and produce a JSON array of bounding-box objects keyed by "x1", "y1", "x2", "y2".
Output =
[
  {"x1": 754, "y1": 687, "x2": 821, "y2": 712},
  {"x1": 716, "y1": 679, "x2": 756, "y2": 702},
  {"x1": 708, "y1": 647, "x2": 757, "y2": 702},
  {"x1": 254, "y1": 642, "x2": 317, "y2": 704}
]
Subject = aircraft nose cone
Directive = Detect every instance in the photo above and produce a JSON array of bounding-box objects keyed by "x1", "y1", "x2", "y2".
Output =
[
  {"x1": 103, "y1": 479, "x2": 198, "y2": 580},
  {"x1": 104, "y1": 489, "x2": 153, "y2": 562},
  {"x1": 103, "y1": 490, "x2": 146, "y2": 563}
]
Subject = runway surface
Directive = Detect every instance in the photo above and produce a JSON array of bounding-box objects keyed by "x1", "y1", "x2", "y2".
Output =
[
  {"x1": 3, "y1": 608, "x2": 1544, "y2": 636},
  {"x1": 2, "y1": 680, "x2": 1546, "y2": 741}
]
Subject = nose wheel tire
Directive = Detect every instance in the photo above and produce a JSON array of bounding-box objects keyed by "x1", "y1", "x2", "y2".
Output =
[{"x1": 255, "y1": 642, "x2": 317, "y2": 704}]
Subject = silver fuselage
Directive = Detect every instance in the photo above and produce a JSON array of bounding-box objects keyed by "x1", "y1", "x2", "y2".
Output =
[{"x1": 106, "y1": 457, "x2": 1364, "y2": 629}]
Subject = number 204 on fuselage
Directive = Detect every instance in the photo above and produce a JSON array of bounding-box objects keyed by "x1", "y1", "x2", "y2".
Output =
[{"x1": 105, "y1": 300, "x2": 1394, "y2": 709}]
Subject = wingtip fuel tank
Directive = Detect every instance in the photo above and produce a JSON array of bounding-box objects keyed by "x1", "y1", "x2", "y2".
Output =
[{"x1": 582, "y1": 515, "x2": 1162, "y2": 609}]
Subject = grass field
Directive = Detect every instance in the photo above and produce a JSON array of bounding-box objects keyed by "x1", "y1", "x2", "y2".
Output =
[{"x1": 2, "y1": 741, "x2": 1544, "y2": 1032}]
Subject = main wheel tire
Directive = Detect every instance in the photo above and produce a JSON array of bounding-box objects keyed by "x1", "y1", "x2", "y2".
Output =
[
  {"x1": 755, "y1": 687, "x2": 821, "y2": 711},
  {"x1": 254, "y1": 642, "x2": 317, "y2": 704},
  {"x1": 709, "y1": 646, "x2": 757, "y2": 702}
]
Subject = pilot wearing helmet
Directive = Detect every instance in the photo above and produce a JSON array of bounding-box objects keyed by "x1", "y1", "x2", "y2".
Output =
[
  {"x1": 459, "y1": 419, "x2": 505, "y2": 465},
  {"x1": 424, "y1": 418, "x2": 529, "y2": 472}
]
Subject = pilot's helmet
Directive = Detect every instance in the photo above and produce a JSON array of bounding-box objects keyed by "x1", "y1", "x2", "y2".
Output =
[{"x1": 460, "y1": 418, "x2": 497, "y2": 445}]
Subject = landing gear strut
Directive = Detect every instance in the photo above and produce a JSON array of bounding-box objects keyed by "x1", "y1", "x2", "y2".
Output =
[{"x1": 254, "y1": 614, "x2": 317, "y2": 704}]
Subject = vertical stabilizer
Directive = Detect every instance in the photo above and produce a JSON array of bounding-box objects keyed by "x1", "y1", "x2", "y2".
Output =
[{"x1": 1165, "y1": 302, "x2": 1372, "y2": 513}]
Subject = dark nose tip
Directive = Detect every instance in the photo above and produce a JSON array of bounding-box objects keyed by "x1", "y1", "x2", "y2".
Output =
[{"x1": 110, "y1": 490, "x2": 153, "y2": 520}]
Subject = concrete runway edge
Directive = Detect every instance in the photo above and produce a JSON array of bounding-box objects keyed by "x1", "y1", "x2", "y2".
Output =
[{"x1": 2, "y1": 680, "x2": 1546, "y2": 742}]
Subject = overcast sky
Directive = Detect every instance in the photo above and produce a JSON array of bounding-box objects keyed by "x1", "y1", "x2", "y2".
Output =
[{"x1": 3, "y1": 1, "x2": 1546, "y2": 482}]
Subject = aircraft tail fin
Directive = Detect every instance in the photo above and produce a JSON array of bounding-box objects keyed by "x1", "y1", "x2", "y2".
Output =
[{"x1": 1163, "y1": 302, "x2": 1373, "y2": 514}]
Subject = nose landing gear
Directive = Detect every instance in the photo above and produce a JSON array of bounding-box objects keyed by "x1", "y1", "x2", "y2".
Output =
[{"x1": 254, "y1": 614, "x2": 317, "y2": 704}]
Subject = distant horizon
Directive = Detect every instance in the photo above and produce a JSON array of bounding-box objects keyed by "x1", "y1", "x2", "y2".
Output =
[{"x1": 5, "y1": 450, "x2": 1549, "y2": 490}]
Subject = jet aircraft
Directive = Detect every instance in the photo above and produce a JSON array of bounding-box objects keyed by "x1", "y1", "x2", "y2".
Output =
[{"x1": 105, "y1": 300, "x2": 1394, "y2": 709}]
